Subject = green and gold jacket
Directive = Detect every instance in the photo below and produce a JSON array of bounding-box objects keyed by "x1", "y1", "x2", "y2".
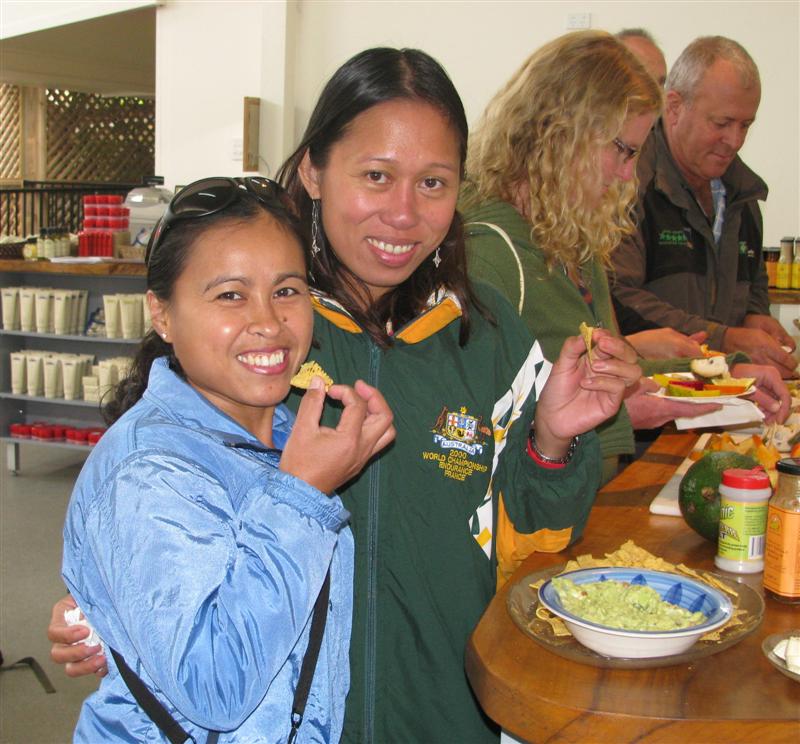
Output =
[{"x1": 287, "y1": 283, "x2": 601, "y2": 744}]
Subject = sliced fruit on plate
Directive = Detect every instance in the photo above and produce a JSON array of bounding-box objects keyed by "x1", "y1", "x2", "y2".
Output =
[
  {"x1": 667, "y1": 384, "x2": 722, "y2": 397},
  {"x1": 713, "y1": 376, "x2": 755, "y2": 389},
  {"x1": 690, "y1": 355, "x2": 729, "y2": 378},
  {"x1": 669, "y1": 379, "x2": 705, "y2": 390},
  {"x1": 704, "y1": 384, "x2": 751, "y2": 394}
]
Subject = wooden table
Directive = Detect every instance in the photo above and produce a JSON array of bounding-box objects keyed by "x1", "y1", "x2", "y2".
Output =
[{"x1": 466, "y1": 430, "x2": 800, "y2": 743}]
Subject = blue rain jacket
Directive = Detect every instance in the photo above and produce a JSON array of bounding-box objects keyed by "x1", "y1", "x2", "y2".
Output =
[{"x1": 62, "y1": 357, "x2": 353, "y2": 743}]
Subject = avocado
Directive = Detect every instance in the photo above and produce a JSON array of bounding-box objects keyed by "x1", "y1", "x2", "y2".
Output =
[{"x1": 678, "y1": 451, "x2": 759, "y2": 542}]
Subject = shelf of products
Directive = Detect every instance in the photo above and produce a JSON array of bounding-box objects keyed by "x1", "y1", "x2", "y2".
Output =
[{"x1": 0, "y1": 260, "x2": 145, "y2": 472}]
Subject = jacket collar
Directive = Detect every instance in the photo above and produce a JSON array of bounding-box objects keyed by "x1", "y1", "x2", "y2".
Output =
[
  {"x1": 143, "y1": 357, "x2": 293, "y2": 450},
  {"x1": 648, "y1": 119, "x2": 767, "y2": 208},
  {"x1": 310, "y1": 288, "x2": 463, "y2": 344}
]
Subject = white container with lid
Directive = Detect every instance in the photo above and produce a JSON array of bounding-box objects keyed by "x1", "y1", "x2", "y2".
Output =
[
  {"x1": 124, "y1": 176, "x2": 173, "y2": 248},
  {"x1": 715, "y1": 467, "x2": 772, "y2": 574}
]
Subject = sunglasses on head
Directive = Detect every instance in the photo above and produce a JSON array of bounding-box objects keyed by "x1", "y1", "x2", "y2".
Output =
[{"x1": 145, "y1": 177, "x2": 296, "y2": 266}]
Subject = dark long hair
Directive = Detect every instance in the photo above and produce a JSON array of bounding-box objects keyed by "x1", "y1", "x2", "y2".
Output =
[
  {"x1": 103, "y1": 191, "x2": 305, "y2": 424},
  {"x1": 277, "y1": 47, "x2": 488, "y2": 347}
]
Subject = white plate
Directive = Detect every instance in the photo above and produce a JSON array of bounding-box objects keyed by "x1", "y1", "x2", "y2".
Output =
[{"x1": 648, "y1": 373, "x2": 755, "y2": 404}]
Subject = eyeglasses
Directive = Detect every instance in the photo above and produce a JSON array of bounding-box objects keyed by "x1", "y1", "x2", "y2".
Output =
[
  {"x1": 145, "y1": 177, "x2": 295, "y2": 266},
  {"x1": 612, "y1": 137, "x2": 639, "y2": 164}
]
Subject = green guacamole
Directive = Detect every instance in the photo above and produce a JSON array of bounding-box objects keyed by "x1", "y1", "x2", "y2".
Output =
[{"x1": 551, "y1": 577, "x2": 707, "y2": 631}]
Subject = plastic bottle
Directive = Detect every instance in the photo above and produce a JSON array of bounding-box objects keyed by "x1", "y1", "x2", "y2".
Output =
[
  {"x1": 715, "y1": 467, "x2": 771, "y2": 574},
  {"x1": 764, "y1": 458, "x2": 800, "y2": 603},
  {"x1": 43, "y1": 228, "x2": 56, "y2": 259},
  {"x1": 36, "y1": 228, "x2": 46, "y2": 259},
  {"x1": 791, "y1": 237, "x2": 800, "y2": 290},
  {"x1": 763, "y1": 246, "x2": 779, "y2": 287},
  {"x1": 777, "y1": 239, "x2": 793, "y2": 289}
]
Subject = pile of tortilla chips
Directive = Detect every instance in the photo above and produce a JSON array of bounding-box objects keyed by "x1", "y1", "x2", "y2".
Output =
[{"x1": 530, "y1": 540, "x2": 746, "y2": 643}]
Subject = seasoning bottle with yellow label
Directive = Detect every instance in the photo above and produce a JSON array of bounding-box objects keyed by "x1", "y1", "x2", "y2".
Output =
[
  {"x1": 777, "y1": 238, "x2": 793, "y2": 290},
  {"x1": 763, "y1": 458, "x2": 800, "y2": 603},
  {"x1": 790, "y1": 237, "x2": 800, "y2": 290},
  {"x1": 763, "y1": 246, "x2": 780, "y2": 287},
  {"x1": 715, "y1": 467, "x2": 771, "y2": 574}
]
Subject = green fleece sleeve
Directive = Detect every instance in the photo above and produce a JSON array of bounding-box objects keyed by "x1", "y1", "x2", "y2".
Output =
[{"x1": 638, "y1": 351, "x2": 750, "y2": 376}]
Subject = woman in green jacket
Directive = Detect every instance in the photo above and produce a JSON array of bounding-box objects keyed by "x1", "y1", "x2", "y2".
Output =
[
  {"x1": 462, "y1": 31, "x2": 789, "y2": 483},
  {"x1": 50, "y1": 47, "x2": 641, "y2": 743}
]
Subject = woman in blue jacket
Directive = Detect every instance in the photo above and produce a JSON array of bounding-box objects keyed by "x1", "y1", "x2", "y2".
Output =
[{"x1": 60, "y1": 177, "x2": 395, "y2": 742}]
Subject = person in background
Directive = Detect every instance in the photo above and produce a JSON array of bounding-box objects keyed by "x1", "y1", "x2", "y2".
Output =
[
  {"x1": 50, "y1": 48, "x2": 642, "y2": 743},
  {"x1": 616, "y1": 27, "x2": 668, "y2": 86},
  {"x1": 610, "y1": 35, "x2": 797, "y2": 378},
  {"x1": 60, "y1": 177, "x2": 396, "y2": 741},
  {"x1": 462, "y1": 30, "x2": 789, "y2": 485}
]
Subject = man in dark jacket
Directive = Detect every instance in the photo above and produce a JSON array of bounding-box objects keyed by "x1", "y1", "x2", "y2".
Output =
[{"x1": 611, "y1": 36, "x2": 796, "y2": 378}]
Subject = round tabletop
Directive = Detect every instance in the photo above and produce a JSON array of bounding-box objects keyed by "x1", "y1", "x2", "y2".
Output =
[{"x1": 466, "y1": 431, "x2": 800, "y2": 743}]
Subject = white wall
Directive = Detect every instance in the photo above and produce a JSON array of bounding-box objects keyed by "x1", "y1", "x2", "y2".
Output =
[
  {"x1": 155, "y1": 0, "x2": 294, "y2": 186},
  {"x1": 7, "y1": 0, "x2": 796, "y2": 243},
  {"x1": 0, "y1": 0, "x2": 156, "y2": 38},
  {"x1": 288, "y1": 0, "x2": 799, "y2": 246}
]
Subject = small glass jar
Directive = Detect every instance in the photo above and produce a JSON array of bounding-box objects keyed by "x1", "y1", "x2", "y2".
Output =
[
  {"x1": 792, "y1": 237, "x2": 800, "y2": 290},
  {"x1": 764, "y1": 458, "x2": 800, "y2": 603},
  {"x1": 777, "y1": 238, "x2": 793, "y2": 289},
  {"x1": 763, "y1": 246, "x2": 780, "y2": 287}
]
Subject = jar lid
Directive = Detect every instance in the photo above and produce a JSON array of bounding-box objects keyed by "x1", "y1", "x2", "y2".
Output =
[
  {"x1": 721, "y1": 467, "x2": 770, "y2": 488},
  {"x1": 777, "y1": 457, "x2": 800, "y2": 475}
]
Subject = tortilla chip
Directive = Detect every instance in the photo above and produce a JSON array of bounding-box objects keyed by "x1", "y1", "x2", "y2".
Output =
[
  {"x1": 290, "y1": 361, "x2": 333, "y2": 391},
  {"x1": 579, "y1": 321, "x2": 595, "y2": 363},
  {"x1": 533, "y1": 607, "x2": 571, "y2": 637}
]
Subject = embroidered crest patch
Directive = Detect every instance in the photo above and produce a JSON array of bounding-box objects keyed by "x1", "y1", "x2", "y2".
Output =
[{"x1": 421, "y1": 406, "x2": 491, "y2": 482}]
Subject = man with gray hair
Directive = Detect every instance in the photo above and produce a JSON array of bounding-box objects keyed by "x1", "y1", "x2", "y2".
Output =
[
  {"x1": 611, "y1": 36, "x2": 796, "y2": 377},
  {"x1": 617, "y1": 28, "x2": 667, "y2": 86}
]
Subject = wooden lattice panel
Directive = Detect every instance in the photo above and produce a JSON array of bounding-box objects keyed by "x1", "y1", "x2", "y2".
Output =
[
  {"x1": 46, "y1": 89, "x2": 155, "y2": 182},
  {"x1": 0, "y1": 84, "x2": 22, "y2": 181}
]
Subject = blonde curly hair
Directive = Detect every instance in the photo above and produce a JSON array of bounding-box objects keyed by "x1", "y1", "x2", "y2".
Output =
[{"x1": 464, "y1": 30, "x2": 662, "y2": 270}]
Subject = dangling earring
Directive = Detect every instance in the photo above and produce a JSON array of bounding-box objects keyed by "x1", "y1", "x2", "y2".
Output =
[
  {"x1": 433, "y1": 245, "x2": 442, "y2": 268},
  {"x1": 311, "y1": 199, "x2": 322, "y2": 259}
]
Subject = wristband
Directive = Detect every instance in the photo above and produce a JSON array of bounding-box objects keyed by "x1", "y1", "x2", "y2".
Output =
[{"x1": 528, "y1": 429, "x2": 578, "y2": 466}]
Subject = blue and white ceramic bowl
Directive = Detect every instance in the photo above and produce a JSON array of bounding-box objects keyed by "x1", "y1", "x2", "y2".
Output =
[{"x1": 537, "y1": 567, "x2": 734, "y2": 659}]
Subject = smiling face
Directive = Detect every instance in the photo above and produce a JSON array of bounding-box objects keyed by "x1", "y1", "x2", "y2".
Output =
[
  {"x1": 590, "y1": 111, "x2": 656, "y2": 206},
  {"x1": 665, "y1": 59, "x2": 760, "y2": 190},
  {"x1": 149, "y1": 212, "x2": 312, "y2": 442},
  {"x1": 299, "y1": 99, "x2": 461, "y2": 306}
]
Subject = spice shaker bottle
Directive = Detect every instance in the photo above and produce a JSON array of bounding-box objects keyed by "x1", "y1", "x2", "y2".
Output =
[{"x1": 715, "y1": 467, "x2": 771, "y2": 574}]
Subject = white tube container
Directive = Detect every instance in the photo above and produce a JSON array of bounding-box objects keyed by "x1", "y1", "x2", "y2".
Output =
[
  {"x1": 103, "y1": 294, "x2": 121, "y2": 339},
  {"x1": 1, "y1": 286, "x2": 20, "y2": 330},
  {"x1": 10, "y1": 351, "x2": 27, "y2": 394},
  {"x1": 19, "y1": 287, "x2": 36, "y2": 332}
]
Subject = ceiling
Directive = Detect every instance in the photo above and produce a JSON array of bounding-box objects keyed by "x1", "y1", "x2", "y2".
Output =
[{"x1": 0, "y1": 7, "x2": 156, "y2": 96}]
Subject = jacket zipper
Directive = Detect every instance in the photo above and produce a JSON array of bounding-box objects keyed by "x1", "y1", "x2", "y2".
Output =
[{"x1": 364, "y1": 341, "x2": 381, "y2": 741}]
